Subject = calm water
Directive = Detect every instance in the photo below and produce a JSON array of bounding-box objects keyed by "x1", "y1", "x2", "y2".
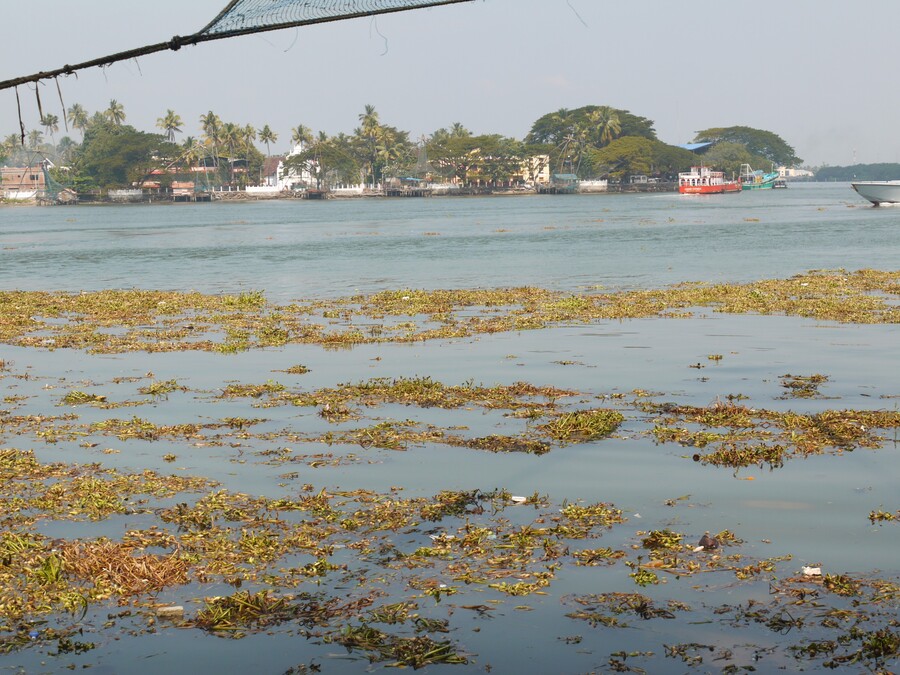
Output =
[
  {"x1": 2, "y1": 183, "x2": 898, "y2": 299},
  {"x1": 1, "y1": 184, "x2": 898, "y2": 674}
]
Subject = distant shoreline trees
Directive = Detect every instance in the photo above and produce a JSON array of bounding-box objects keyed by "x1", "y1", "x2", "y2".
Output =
[{"x1": 1, "y1": 102, "x2": 810, "y2": 191}]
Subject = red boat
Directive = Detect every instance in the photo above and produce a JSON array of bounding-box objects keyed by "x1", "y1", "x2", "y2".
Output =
[{"x1": 678, "y1": 166, "x2": 741, "y2": 194}]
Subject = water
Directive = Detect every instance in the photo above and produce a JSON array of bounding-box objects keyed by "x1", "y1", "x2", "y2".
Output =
[
  {"x1": 2, "y1": 183, "x2": 897, "y2": 299},
  {"x1": 1, "y1": 184, "x2": 898, "y2": 674}
]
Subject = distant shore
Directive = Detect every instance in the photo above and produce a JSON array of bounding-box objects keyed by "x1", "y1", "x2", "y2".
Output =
[{"x1": 1, "y1": 181, "x2": 688, "y2": 206}]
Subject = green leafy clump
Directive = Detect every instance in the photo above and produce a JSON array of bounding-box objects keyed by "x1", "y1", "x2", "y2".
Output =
[
  {"x1": 61, "y1": 391, "x2": 107, "y2": 405},
  {"x1": 539, "y1": 409, "x2": 623, "y2": 442}
]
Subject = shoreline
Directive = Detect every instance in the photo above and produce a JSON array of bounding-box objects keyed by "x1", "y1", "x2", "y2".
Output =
[{"x1": 1, "y1": 182, "x2": 677, "y2": 207}]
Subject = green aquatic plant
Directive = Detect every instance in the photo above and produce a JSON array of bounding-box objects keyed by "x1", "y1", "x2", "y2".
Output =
[
  {"x1": 221, "y1": 380, "x2": 285, "y2": 398},
  {"x1": 331, "y1": 624, "x2": 468, "y2": 668},
  {"x1": 641, "y1": 529, "x2": 683, "y2": 551},
  {"x1": 779, "y1": 373, "x2": 829, "y2": 399},
  {"x1": 138, "y1": 379, "x2": 186, "y2": 398},
  {"x1": 539, "y1": 409, "x2": 624, "y2": 442},
  {"x1": 60, "y1": 390, "x2": 107, "y2": 405},
  {"x1": 2, "y1": 270, "x2": 898, "y2": 353}
]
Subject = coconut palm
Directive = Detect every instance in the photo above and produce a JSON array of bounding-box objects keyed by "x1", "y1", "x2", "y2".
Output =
[
  {"x1": 66, "y1": 103, "x2": 88, "y2": 138},
  {"x1": 291, "y1": 124, "x2": 313, "y2": 150},
  {"x1": 56, "y1": 136, "x2": 78, "y2": 163},
  {"x1": 220, "y1": 122, "x2": 241, "y2": 184},
  {"x1": 180, "y1": 136, "x2": 198, "y2": 169},
  {"x1": 242, "y1": 124, "x2": 256, "y2": 148},
  {"x1": 156, "y1": 109, "x2": 183, "y2": 142},
  {"x1": 26, "y1": 129, "x2": 44, "y2": 149},
  {"x1": 356, "y1": 104, "x2": 383, "y2": 186},
  {"x1": 199, "y1": 111, "x2": 222, "y2": 167},
  {"x1": 40, "y1": 114, "x2": 60, "y2": 139},
  {"x1": 449, "y1": 122, "x2": 470, "y2": 138},
  {"x1": 105, "y1": 99, "x2": 126, "y2": 126},
  {"x1": 359, "y1": 104, "x2": 380, "y2": 134},
  {"x1": 589, "y1": 106, "x2": 621, "y2": 146},
  {"x1": 2, "y1": 134, "x2": 19, "y2": 155},
  {"x1": 258, "y1": 124, "x2": 277, "y2": 156}
]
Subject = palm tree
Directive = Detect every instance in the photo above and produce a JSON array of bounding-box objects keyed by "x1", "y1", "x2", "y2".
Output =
[
  {"x1": 589, "y1": 106, "x2": 621, "y2": 146},
  {"x1": 258, "y1": 124, "x2": 277, "y2": 156},
  {"x1": 291, "y1": 124, "x2": 313, "y2": 150},
  {"x1": 2, "y1": 133, "x2": 18, "y2": 155},
  {"x1": 359, "y1": 104, "x2": 380, "y2": 133},
  {"x1": 56, "y1": 136, "x2": 77, "y2": 163},
  {"x1": 199, "y1": 111, "x2": 222, "y2": 167},
  {"x1": 105, "y1": 99, "x2": 126, "y2": 126},
  {"x1": 66, "y1": 103, "x2": 88, "y2": 138},
  {"x1": 26, "y1": 129, "x2": 44, "y2": 149},
  {"x1": 156, "y1": 109, "x2": 183, "y2": 142},
  {"x1": 40, "y1": 114, "x2": 60, "y2": 139},
  {"x1": 449, "y1": 122, "x2": 470, "y2": 138},
  {"x1": 357, "y1": 104, "x2": 382, "y2": 187},
  {"x1": 220, "y1": 122, "x2": 241, "y2": 185},
  {"x1": 242, "y1": 124, "x2": 256, "y2": 149}
]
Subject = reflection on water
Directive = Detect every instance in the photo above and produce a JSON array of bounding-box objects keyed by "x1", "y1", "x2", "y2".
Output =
[{"x1": 0, "y1": 184, "x2": 898, "y2": 673}]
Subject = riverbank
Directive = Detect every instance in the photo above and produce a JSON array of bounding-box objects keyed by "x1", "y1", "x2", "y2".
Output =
[{"x1": 2, "y1": 180, "x2": 686, "y2": 206}]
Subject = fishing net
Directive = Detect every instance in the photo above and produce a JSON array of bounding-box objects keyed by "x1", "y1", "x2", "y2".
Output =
[
  {"x1": 0, "y1": 0, "x2": 473, "y2": 91},
  {"x1": 200, "y1": 0, "x2": 471, "y2": 37}
]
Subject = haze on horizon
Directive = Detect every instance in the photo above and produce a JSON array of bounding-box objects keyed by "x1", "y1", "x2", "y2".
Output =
[{"x1": 2, "y1": 0, "x2": 898, "y2": 168}]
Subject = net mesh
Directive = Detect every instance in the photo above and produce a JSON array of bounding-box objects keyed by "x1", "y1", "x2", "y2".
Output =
[
  {"x1": 201, "y1": 0, "x2": 471, "y2": 36},
  {"x1": 0, "y1": 0, "x2": 472, "y2": 92}
]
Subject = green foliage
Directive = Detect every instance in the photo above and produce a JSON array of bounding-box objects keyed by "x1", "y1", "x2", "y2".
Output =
[
  {"x1": 72, "y1": 123, "x2": 177, "y2": 189},
  {"x1": 283, "y1": 134, "x2": 360, "y2": 189},
  {"x1": 589, "y1": 137, "x2": 696, "y2": 179},
  {"x1": 693, "y1": 126, "x2": 801, "y2": 166},
  {"x1": 427, "y1": 133, "x2": 524, "y2": 185},
  {"x1": 524, "y1": 105, "x2": 658, "y2": 177},
  {"x1": 698, "y1": 141, "x2": 765, "y2": 176},
  {"x1": 526, "y1": 105, "x2": 657, "y2": 146},
  {"x1": 815, "y1": 163, "x2": 900, "y2": 181}
]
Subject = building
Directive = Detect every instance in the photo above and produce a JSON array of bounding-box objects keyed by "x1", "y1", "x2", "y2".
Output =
[
  {"x1": 1, "y1": 165, "x2": 45, "y2": 189},
  {"x1": 777, "y1": 166, "x2": 815, "y2": 179}
]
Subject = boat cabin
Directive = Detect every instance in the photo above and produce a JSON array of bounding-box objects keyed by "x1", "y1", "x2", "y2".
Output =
[{"x1": 679, "y1": 166, "x2": 726, "y2": 187}]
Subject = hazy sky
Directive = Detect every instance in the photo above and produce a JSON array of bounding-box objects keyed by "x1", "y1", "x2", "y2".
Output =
[{"x1": 3, "y1": 0, "x2": 899, "y2": 166}]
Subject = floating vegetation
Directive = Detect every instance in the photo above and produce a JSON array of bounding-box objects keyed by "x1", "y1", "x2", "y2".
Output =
[
  {"x1": 538, "y1": 409, "x2": 624, "y2": 443},
  {"x1": 2, "y1": 271, "x2": 900, "y2": 670},
  {"x1": 564, "y1": 592, "x2": 689, "y2": 626},
  {"x1": 221, "y1": 380, "x2": 286, "y2": 399},
  {"x1": 138, "y1": 379, "x2": 187, "y2": 398},
  {"x1": 0, "y1": 442, "x2": 896, "y2": 672},
  {"x1": 649, "y1": 399, "x2": 900, "y2": 470},
  {"x1": 329, "y1": 624, "x2": 468, "y2": 668},
  {"x1": 780, "y1": 373, "x2": 830, "y2": 399},
  {"x1": 869, "y1": 509, "x2": 899, "y2": 524},
  {"x1": 60, "y1": 390, "x2": 107, "y2": 405},
  {"x1": 291, "y1": 376, "x2": 575, "y2": 415},
  {"x1": 451, "y1": 434, "x2": 551, "y2": 455},
  {"x1": 1, "y1": 270, "x2": 898, "y2": 353}
]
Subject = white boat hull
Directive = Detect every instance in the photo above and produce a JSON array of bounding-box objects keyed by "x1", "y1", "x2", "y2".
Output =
[{"x1": 851, "y1": 180, "x2": 900, "y2": 206}]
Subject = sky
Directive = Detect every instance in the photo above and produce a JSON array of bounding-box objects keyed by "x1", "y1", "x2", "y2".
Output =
[{"x1": 2, "y1": 0, "x2": 900, "y2": 167}]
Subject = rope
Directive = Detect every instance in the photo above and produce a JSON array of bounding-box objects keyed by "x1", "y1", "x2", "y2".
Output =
[{"x1": 0, "y1": 0, "x2": 473, "y2": 92}]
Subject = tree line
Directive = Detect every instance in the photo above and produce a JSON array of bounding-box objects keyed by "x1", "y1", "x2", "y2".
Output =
[{"x1": 0, "y1": 100, "x2": 802, "y2": 191}]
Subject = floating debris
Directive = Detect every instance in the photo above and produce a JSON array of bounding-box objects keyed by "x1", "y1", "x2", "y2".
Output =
[{"x1": 696, "y1": 532, "x2": 719, "y2": 552}]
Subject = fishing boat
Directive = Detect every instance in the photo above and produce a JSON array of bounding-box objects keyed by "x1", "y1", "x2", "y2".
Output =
[
  {"x1": 851, "y1": 180, "x2": 900, "y2": 206},
  {"x1": 677, "y1": 166, "x2": 741, "y2": 194},
  {"x1": 740, "y1": 164, "x2": 779, "y2": 190}
]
